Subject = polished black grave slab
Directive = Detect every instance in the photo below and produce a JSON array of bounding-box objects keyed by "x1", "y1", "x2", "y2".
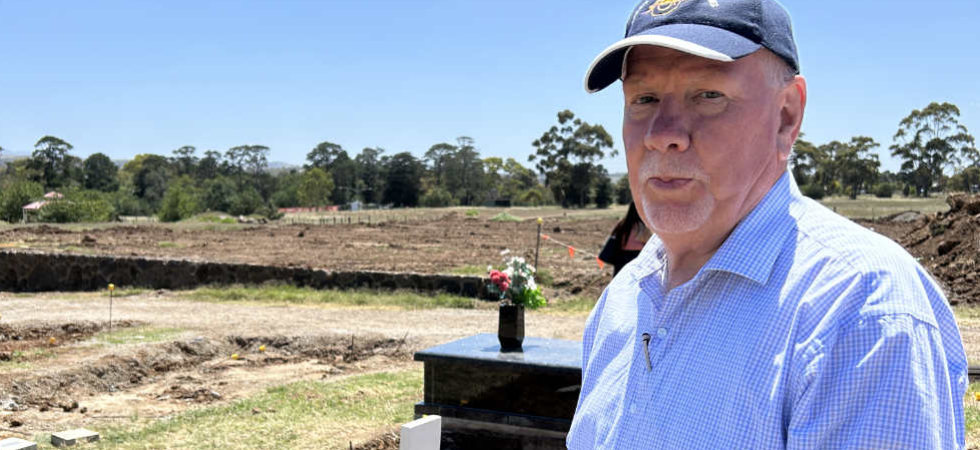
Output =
[{"x1": 414, "y1": 333, "x2": 582, "y2": 433}]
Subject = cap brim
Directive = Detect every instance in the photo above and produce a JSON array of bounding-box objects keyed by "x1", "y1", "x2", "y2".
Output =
[{"x1": 584, "y1": 23, "x2": 762, "y2": 93}]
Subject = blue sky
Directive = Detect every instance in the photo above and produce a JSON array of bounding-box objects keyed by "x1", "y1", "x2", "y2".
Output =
[{"x1": 1, "y1": 0, "x2": 977, "y2": 175}]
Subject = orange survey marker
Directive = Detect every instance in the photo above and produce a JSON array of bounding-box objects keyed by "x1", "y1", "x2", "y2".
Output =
[{"x1": 539, "y1": 232, "x2": 606, "y2": 269}]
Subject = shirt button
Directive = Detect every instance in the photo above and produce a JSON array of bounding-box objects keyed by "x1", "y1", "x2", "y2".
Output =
[
  {"x1": 657, "y1": 327, "x2": 668, "y2": 338},
  {"x1": 629, "y1": 403, "x2": 638, "y2": 414}
]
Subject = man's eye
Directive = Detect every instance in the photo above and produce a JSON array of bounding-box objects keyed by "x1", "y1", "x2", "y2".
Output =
[
  {"x1": 699, "y1": 91, "x2": 725, "y2": 100},
  {"x1": 634, "y1": 95, "x2": 658, "y2": 105}
]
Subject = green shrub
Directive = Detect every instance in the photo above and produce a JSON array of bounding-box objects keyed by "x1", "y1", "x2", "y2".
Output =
[
  {"x1": 903, "y1": 184, "x2": 914, "y2": 197},
  {"x1": 873, "y1": 183, "x2": 895, "y2": 198},
  {"x1": 158, "y1": 177, "x2": 203, "y2": 222},
  {"x1": 111, "y1": 189, "x2": 149, "y2": 216},
  {"x1": 420, "y1": 187, "x2": 454, "y2": 207},
  {"x1": 202, "y1": 176, "x2": 237, "y2": 213},
  {"x1": 465, "y1": 209, "x2": 479, "y2": 218},
  {"x1": 229, "y1": 187, "x2": 263, "y2": 216},
  {"x1": 0, "y1": 180, "x2": 43, "y2": 222},
  {"x1": 37, "y1": 200, "x2": 81, "y2": 223},
  {"x1": 37, "y1": 190, "x2": 115, "y2": 223},
  {"x1": 258, "y1": 203, "x2": 284, "y2": 220},
  {"x1": 513, "y1": 186, "x2": 552, "y2": 207},
  {"x1": 801, "y1": 184, "x2": 825, "y2": 200},
  {"x1": 490, "y1": 212, "x2": 523, "y2": 222}
]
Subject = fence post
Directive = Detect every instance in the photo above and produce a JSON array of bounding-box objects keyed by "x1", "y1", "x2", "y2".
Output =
[{"x1": 534, "y1": 217, "x2": 543, "y2": 270}]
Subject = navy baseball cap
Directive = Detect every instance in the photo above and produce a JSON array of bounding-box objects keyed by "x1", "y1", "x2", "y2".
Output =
[{"x1": 585, "y1": 0, "x2": 799, "y2": 93}]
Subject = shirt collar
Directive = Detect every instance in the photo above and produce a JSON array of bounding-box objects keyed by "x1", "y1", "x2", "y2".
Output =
[{"x1": 628, "y1": 171, "x2": 800, "y2": 286}]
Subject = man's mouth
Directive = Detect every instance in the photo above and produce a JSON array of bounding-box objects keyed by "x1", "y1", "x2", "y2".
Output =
[{"x1": 649, "y1": 176, "x2": 692, "y2": 189}]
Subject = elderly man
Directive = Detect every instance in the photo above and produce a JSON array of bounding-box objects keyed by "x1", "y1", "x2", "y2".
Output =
[{"x1": 567, "y1": 0, "x2": 967, "y2": 448}]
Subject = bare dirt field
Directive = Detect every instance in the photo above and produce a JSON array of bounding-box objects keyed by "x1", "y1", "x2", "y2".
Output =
[{"x1": 0, "y1": 211, "x2": 618, "y2": 301}]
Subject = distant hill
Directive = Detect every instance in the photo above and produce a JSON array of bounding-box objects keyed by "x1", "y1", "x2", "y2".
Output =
[
  {"x1": 0, "y1": 152, "x2": 29, "y2": 162},
  {"x1": 268, "y1": 161, "x2": 300, "y2": 170}
]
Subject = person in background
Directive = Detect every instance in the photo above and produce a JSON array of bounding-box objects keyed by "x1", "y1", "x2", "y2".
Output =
[{"x1": 598, "y1": 202, "x2": 650, "y2": 275}]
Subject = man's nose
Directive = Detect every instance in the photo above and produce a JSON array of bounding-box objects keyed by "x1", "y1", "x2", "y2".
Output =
[{"x1": 643, "y1": 100, "x2": 691, "y2": 154}]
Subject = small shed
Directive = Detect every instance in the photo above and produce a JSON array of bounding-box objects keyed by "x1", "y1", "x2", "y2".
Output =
[{"x1": 22, "y1": 200, "x2": 48, "y2": 223}]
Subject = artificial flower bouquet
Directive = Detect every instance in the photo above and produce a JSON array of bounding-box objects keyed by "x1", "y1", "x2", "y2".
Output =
[{"x1": 487, "y1": 256, "x2": 547, "y2": 309}]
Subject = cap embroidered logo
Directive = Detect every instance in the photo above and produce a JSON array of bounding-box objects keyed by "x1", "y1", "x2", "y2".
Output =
[{"x1": 647, "y1": 0, "x2": 690, "y2": 16}]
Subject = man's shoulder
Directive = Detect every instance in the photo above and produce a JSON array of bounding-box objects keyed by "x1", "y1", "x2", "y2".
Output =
[
  {"x1": 786, "y1": 197, "x2": 945, "y2": 327},
  {"x1": 792, "y1": 197, "x2": 918, "y2": 274}
]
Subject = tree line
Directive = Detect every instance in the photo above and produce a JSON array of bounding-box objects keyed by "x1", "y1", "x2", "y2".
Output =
[
  {"x1": 0, "y1": 102, "x2": 974, "y2": 224},
  {"x1": 791, "y1": 102, "x2": 976, "y2": 199},
  {"x1": 0, "y1": 110, "x2": 623, "y2": 223}
]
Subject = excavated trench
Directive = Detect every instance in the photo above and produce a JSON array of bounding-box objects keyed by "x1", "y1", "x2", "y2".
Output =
[{"x1": 1, "y1": 330, "x2": 411, "y2": 413}]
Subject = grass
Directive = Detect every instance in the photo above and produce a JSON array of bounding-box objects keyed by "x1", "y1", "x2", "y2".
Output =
[
  {"x1": 181, "y1": 284, "x2": 487, "y2": 310},
  {"x1": 540, "y1": 295, "x2": 596, "y2": 315},
  {"x1": 448, "y1": 265, "x2": 487, "y2": 276},
  {"x1": 465, "y1": 209, "x2": 479, "y2": 218},
  {"x1": 954, "y1": 305, "x2": 980, "y2": 322},
  {"x1": 967, "y1": 382, "x2": 980, "y2": 445},
  {"x1": 0, "y1": 348, "x2": 56, "y2": 371},
  {"x1": 93, "y1": 326, "x2": 185, "y2": 345},
  {"x1": 185, "y1": 212, "x2": 237, "y2": 224},
  {"x1": 489, "y1": 212, "x2": 523, "y2": 222},
  {"x1": 818, "y1": 195, "x2": 948, "y2": 219},
  {"x1": 27, "y1": 369, "x2": 423, "y2": 449},
  {"x1": 157, "y1": 241, "x2": 180, "y2": 248}
]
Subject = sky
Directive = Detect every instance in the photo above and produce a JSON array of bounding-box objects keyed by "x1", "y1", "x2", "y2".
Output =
[{"x1": 1, "y1": 0, "x2": 978, "y2": 175}]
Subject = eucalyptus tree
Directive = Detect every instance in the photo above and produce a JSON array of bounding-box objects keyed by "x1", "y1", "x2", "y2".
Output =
[
  {"x1": 530, "y1": 110, "x2": 615, "y2": 207},
  {"x1": 891, "y1": 102, "x2": 976, "y2": 196}
]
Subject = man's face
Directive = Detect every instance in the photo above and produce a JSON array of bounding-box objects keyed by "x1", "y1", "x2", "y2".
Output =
[{"x1": 623, "y1": 46, "x2": 793, "y2": 238}]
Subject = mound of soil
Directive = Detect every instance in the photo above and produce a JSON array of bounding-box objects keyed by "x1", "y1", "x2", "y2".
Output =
[{"x1": 866, "y1": 194, "x2": 980, "y2": 304}]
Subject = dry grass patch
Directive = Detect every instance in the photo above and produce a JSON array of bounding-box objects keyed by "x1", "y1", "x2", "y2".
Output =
[
  {"x1": 180, "y1": 284, "x2": 488, "y2": 311},
  {"x1": 76, "y1": 369, "x2": 422, "y2": 449}
]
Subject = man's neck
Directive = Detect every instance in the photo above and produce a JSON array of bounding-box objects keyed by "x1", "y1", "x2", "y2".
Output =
[{"x1": 660, "y1": 229, "x2": 729, "y2": 291}]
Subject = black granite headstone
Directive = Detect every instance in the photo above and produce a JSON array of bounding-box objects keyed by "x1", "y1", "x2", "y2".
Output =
[{"x1": 414, "y1": 333, "x2": 582, "y2": 443}]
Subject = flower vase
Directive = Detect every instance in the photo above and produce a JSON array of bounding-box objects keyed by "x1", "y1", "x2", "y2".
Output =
[{"x1": 498, "y1": 303, "x2": 525, "y2": 352}]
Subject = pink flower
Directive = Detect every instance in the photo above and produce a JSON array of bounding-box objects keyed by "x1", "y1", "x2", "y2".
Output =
[{"x1": 489, "y1": 270, "x2": 511, "y2": 292}]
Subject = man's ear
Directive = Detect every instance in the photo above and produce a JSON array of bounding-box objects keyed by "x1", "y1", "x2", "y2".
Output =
[{"x1": 777, "y1": 75, "x2": 807, "y2": 159}]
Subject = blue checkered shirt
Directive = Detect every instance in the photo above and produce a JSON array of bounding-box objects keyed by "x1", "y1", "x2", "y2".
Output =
[{"x1": 567, "y1": 172, "x2": 967, "y2": 449}]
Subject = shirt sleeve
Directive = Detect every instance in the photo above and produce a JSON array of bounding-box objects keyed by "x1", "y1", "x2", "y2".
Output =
[{"x1": 787, "y1": 313, "x2": 964, "y2": 449}]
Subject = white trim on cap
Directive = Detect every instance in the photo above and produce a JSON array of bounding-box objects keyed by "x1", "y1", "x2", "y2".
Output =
[{"x1": 584, "y1": 34, "x2": 734, "y2": 93}]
